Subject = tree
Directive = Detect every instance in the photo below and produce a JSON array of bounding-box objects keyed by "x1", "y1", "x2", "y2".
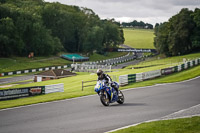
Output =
[
  {"x1": 0, "y1": 0, "x2": 125, "y2": 57},
  {"x1": 167, "y1": 8, "x2": 195, "y2": 55},
  {"x1": 83, "y1": 26, "x2": 104, "y2": 55},
  {"x1": 154, "y1": 8, "x2": 199, "y2": 56},
  {"x1": 154, "y1": 22, "x2": 170, "y2": 56},
  {"x1": 0, "y1": 17, "x2": 13, "y2": 56},
  {"x1": 191, "y1": 8, "x2": 200, "y2": 51}
]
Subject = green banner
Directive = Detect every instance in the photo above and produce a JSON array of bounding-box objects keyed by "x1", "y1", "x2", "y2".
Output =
[
  {"x1": 128, "y1": 74, "x2": 136, "y2": 84},
  {"x1": 181, "y1": 64, "x2": 185, "y2": 70},
  {"x1": 174, "y1": 66, "x2": 178, "y2": 72},
  {"x1": 187, "y1": 62, "x2": 190, "y2": 68}
]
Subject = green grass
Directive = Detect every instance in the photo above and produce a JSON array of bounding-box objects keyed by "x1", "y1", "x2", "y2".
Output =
[
  {"x1": 0, "y1": 63, "x2": 199, "y2": 109},
  {"x1": 89, "y1": 52, "x2": 128, "y2": 61},
  {"x1": 123, "y1": 28, "x2": 155, "y2": 49},
  {"x1": 0, "y1": 52, "x2": 199, "y2": 110},
  {"x1": 125, "y1": 52, "x2": 200, "y2": 70},
  {"x1": 0, "y1": 56, "x2": 71, "y2": 73},
  {"x1": 0, "y1": 52, "x2": 128, "y2": 73},
  {"x1": 112, "y1": 116, "x2": 200, "y2": 133}
]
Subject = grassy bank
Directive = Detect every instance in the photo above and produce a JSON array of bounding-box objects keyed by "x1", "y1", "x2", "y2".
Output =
[
  {"x1": 125, "y1": 52, "x2": 200, "y2": 69},
  {"x1": 112, "y1": 116, "x2": 200, "y2": 133},
  {"x1": 0, "y1": 52, "x2": 127, "y2": 73},
  {"x1": 123, "y1": 28, "x2": 155, "y2": 49},
  {"x1": 89, "y1": 52, "x2": 127, "y2": 61}
]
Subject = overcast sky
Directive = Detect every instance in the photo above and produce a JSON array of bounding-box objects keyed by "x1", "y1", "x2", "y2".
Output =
[{"x1": 45, "y1": 0, "x2": 200, "y2": 25}]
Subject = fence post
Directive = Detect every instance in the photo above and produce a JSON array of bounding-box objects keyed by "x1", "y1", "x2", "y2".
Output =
[{"x1": 82, "y1": 80, "x2": 83, "y2": 91}]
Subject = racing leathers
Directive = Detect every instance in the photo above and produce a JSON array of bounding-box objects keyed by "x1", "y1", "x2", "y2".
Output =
[{"x1": 97, "y1": 73, "x2": 119, "y2": 93}]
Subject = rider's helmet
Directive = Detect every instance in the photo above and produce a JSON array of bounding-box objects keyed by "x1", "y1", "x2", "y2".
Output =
[{"x1": 97, "y1": 69, "x2": 103, "y2": 79}]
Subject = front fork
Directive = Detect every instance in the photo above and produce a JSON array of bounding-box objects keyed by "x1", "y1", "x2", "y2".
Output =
[{"x1": 99, "y1": 90, "x2": 110, "y2": 101}]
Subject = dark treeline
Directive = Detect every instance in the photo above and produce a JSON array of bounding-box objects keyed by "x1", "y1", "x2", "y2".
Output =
[
  {"x1": 154, "y1": 8, "x2": 200, "y2": 56},
  {"x1": 121, "y1": 20, "x2": 153, "y2": 29},
  {"x1": 0, "y1": 0, "x2": 124, "y2": 57}
]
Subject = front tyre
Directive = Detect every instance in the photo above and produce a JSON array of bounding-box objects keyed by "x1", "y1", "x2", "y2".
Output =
[
  {"x1": 100, "y1": 90, "x2": 110, "y2": 106},
  {"x1": 117, "y1": 90, "x2": 124, "y2": 104}
]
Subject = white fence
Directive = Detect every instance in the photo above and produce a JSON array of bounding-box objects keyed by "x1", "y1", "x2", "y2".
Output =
[
  {"x1": 119, "y1": 75, "x2": 128, "y2": 86},
  {"x1": 45, "y1": 83, "x2": 64, "y2": 94},
  {"x1": 119, "y1": 70, "x2": 161, "y2": 86},
  {"x1": 142, "y1": 70, "x2": 161, "y2": 80},
  {"x1": 71, "y1": 64, "x2": 112, "y2": 72},
  {"x1": 136, "y1": 73, "x2": 143, "y2": 82}
]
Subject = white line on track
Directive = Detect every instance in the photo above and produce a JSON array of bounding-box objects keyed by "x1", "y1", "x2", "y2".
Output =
[{"x1": 105, "y1": 104, "x2": 200, "y2": 133}]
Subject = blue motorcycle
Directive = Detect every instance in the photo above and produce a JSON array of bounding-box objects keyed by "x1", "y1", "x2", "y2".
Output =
[{"x1": 94, "y1": 80, "x2": 124, "y2": 106}]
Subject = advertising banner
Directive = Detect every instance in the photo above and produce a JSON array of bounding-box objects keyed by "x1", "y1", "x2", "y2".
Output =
[
  {"x1": 0, "y1": 86, "x2": 45, "y2": 100},
  {"x1": 29, "y1": 86, "x2": 45, "y2": 96},
  {"x1": 161, "y1": 67, "x2": 175, "y2": 75},
  {"x1": 45, "y1": 83, "x2": 64, "y2": 94},
  {"x1": 104, "y1": 48, "x2": 157, "y2": 53},
  {"x1": 0, "y1": 88, "x2": 29, "y2": 100},
  {"x1": 142, "y1": 70, "x2": 161, "y2": 80},
  {"x1": 128, "y1": 74, "x2": 136, "y2": 84}
]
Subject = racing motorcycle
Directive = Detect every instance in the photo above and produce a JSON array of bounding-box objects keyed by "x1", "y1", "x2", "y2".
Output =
[{"x1": 94, "y1": 80, "x2": 124, "y2": 106}]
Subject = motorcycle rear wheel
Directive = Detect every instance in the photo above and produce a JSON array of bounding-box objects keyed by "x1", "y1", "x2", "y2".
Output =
[
  {"x1": 117, "y1": 90, "x2": 124, "y2": 104},
  {"x1": 100, "y1": 90, "x2": 110, "y2": 106}
]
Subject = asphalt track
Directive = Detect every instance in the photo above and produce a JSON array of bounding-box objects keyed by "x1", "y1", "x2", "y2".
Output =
[
  {"x1": 0, "y1": 77, "x2": 200, "y2": 133},
  {"x1": 0, "y1": 75, "x2": 33, "y2": 85}
]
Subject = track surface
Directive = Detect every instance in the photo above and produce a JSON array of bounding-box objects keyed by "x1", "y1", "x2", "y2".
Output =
[
  {"x1": 0, "y1": 75, "x2": 33, "y2": 85},
  {"x1": 0, "y1": 77, "x2": 200, "y2": 133}
]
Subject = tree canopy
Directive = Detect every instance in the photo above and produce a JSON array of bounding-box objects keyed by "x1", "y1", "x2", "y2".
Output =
[
  {"x1": 0, "y1": 0, "x2": 124, "y2": 57},
  {"x1": 122, "y1": 20, "x2": 153, "y2": 29},
  {"x1": 154, "y1": 8, "x2": 200, "y2": 56}
]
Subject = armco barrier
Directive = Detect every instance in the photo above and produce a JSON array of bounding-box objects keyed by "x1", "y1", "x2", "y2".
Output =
[
  {"x1": 136, "y1": 73, "x2": 143, "y2": 82},
  {"x1": 142, "y1": 69, "x2": 161, "y2": 80},
  {"x1": 128, "y1": 74, "x2": 136, "y2": 84},
  {"x1": 119, "y1": 75, "x2": 128, "y2": 86},
  {"x1": 178, "y1": 65, "x2": 182, "y2": 72},
  {"x1": 45, "y1": 83, "x2": 64, "y2": 94},
  {"x1": 181, "y1": 64, "x2": 185, "y2": 70},
  {"x1": 174, "y1": 66, "x2": 178, "y2": 72},
  {"x1": 184, "y1": 63, "x2": 188, "y2": 69},
  {"x1": 119, "y1": 58, "x2": 200, "y2": 87},
  {"x1": 0, "y1": 65, "x2": 68, "y2": 77}
]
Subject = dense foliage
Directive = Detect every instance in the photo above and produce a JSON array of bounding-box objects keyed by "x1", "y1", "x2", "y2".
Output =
[
  {"x1": 0, "y1": 0, "x2": 124, "y2": 57},
  {"x1": 122, "y1": 20, "x2": 153, "y2": 29},
  {"x1": 154, "y1": 8, "x2": 200, "y2": 56}
]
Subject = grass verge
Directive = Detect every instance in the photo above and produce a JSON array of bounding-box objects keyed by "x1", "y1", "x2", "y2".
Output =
[{"x1": 112, "y1": 116, "x2": 200, "y2": 133}]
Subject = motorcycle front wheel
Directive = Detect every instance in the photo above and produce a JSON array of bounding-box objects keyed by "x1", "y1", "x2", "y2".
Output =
[
  {"x1": 100, "y1": 90, "x2": 110, "y2": 106},
  {"x1": 117, "y1": 90, "x2": 124, "y2": 104}
]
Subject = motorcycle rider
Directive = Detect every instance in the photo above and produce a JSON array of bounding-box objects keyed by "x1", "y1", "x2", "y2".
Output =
[{"x1": 96, "y1": 69, "x2": 119, "y2": 93}]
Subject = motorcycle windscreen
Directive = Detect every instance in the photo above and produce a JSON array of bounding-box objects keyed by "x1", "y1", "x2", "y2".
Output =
[{"x1": 94, "y1": 82, "x2": 103, "y2": 92}]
